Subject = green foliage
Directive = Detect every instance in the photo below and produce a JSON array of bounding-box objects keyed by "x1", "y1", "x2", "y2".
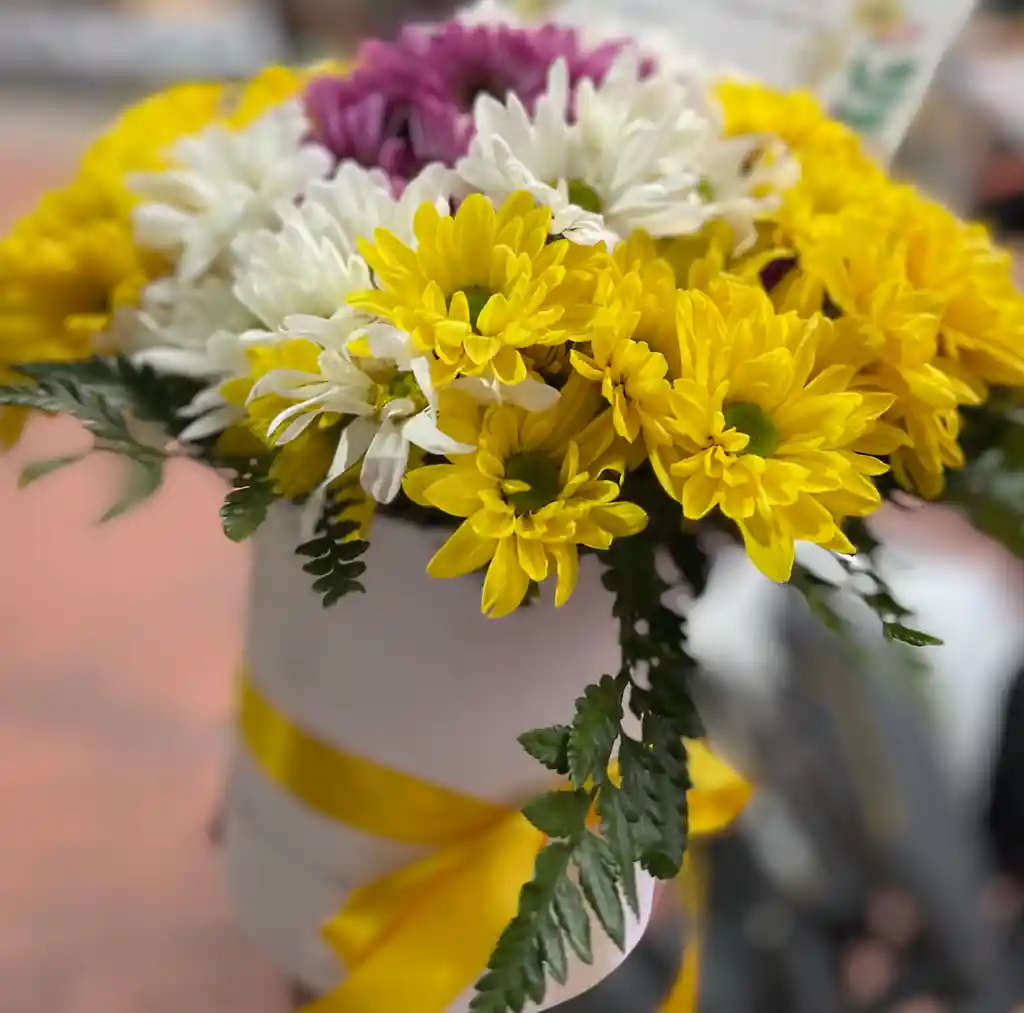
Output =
[
  {"x1": 522, "y1": 790, "x2": 590, "y2": 840},
  {"x1": 619, "y1": 715, "x2": 692, "y2": 880},
  {"x1": 566, "y1": 675, "x2": 622, "y2": 789},
  {"x1": 100, "y1": 456, "x2": 165, "y2": 522},
  {"x1": 18, "y1": 453, "x2": 86, "y2": 487},
  {"x1": 6, "y1": 357, "x2": 203, "y2": 437},
  {"x1": 517, "y1": 726, "x2": 570, "y2": 775},
  {"x1": 221, "y1": 461, "x2": 276, "y2": 542},
  {"x1": 0, "y1": 357, "x2": 210, "y2": 519},
  {"x1": 475, "y1": 467, "x2": 706, "y2": 1013},
  {"x1": 884, "y1": 624, "x2": 943, "y2": 648},
  {"x1": 791, "y1": 519, "x2": 941, "y2": 649},
  {"x1": 594, "y1": 779, "x2": 639, "y2": 916},
  {"x1": 943, "y1": 399, "x2": 1024, "y2": 558},
  {"x1": 846, "y1": 518, "x2": 941, "y2": 645},
  {"x1": 470, "y1": 843, "x2": 587, "y2": 1013},
  {"x1": 296, "y1": 513, "x2": 369, "y2": 607},
  {"x1": 573, "y1": 833, "x2": 624, "y2": 950}
]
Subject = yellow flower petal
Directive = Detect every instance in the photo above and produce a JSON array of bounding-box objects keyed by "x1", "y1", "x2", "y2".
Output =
[
  {"x1": 354, "y1": 192, "x2": 596, "y2": 390},
  {"x1": 424, "y1": 472, "x2": 490, "y2": 517},
  {"x1": 738, "y1": 515, "x2": 795, "y2": 583},
  {"x1": 403, "y1": 464, "x2": 453, "y2": 506},
  {"x1": 517, "y1": 537, "x2": 550, "y2": 583},
  {"x1": 428, "y1": 519, "x2": 498, "y2": 580},
  {"x1": 552, "y1": 544, "x2": 580, "y2": 608},
  {"x1": 482, "y1": 537, "x2": 532, "y2": 618}
]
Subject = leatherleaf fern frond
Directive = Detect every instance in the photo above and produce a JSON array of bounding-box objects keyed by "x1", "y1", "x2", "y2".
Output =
[
  {"x1": 0, "y1": 356, "x2": 204, "y2": 519},
  {"x1": 472, "y1": 466, "x2": 708, "y2": 1013},
  {"x1": 296, "y1": 483, "x2": 372, "y2": 607}
]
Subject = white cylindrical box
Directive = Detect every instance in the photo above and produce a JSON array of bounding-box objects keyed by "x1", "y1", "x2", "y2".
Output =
[{"x1": 223, "y1": 504, "x2": 654, "y2": 1007}]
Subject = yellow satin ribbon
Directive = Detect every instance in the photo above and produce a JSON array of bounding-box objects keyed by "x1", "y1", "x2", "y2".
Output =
[
  {"x1": 658, "y1": 742, "x2": 747, "y2": 1013},
  {"x1": 658, "y1": 852, "x2": 708, "y2": 1013},
  {"x1": 237, "y1": 674, "x2": 750, "y2": 1013}
]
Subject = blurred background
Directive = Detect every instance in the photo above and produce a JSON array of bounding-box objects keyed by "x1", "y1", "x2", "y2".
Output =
[{"x1": 2, "y1": 1, "x2": 1024, "y2": 1011}]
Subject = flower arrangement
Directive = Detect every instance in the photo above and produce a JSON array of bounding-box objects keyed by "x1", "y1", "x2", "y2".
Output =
[{"x1": 3, "y1": 3, "x2": 1024, "y2": 1011}]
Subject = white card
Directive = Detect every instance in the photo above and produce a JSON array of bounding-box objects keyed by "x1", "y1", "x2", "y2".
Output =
[{"x1": 524, "y1": 0, "x2": 977, "y2": 156}]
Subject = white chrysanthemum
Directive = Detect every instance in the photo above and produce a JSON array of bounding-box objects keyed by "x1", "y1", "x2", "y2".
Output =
[
  {"x1": 456, "y1": 52, "x2": 794, "y2": 249},
  {"x1": 456, "y1": 52, "x2": 713, "y2": 243},
  {"x1": 132, "y1": 275, "x2": 253, "y2": 379},
  {"x1": 125, "y1": 275, "x2": 257, "y2": 442},
  {"x1": 131, "y1": 101, "x2": 333, "y2": 283},
  {"x1": 449, "y1": 374, "x2": 561, "y2": 412},
  {"x1": 694, "y1": 134, "x2": 800, "y2": 251},
  {"x1": 250, "y1": 338, "x2": 472, "y2": 505},
  {"x1": 232, "y1": 160, "x2": 454, "y2": 340}
]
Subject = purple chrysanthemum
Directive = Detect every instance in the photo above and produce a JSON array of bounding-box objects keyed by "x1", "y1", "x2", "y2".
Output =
[
  {"x1": 305, "y1": 67, "x2": 471, "y2": 187},
  {"x1": 358, "y1": 21, "x2": 630, "y2": 113}
]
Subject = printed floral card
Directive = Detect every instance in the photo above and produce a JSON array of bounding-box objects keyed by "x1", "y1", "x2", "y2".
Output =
[{"x1": 537, "y1": 0, "x2": 977, "y2": 156}]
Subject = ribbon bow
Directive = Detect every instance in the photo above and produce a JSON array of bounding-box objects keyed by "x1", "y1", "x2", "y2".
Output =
[{"x1": 238, "y1": 674, "x2": 749, "y2": 1013}]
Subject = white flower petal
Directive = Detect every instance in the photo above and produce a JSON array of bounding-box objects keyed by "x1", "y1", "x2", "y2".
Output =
[
  {"x1": 331, "y1": 416, "x2": 378, "y2": 483},
  {"x1": 379, "y1": 397, "x2": 417, "y2": 422},
  {"x1": 504, "y1": 377, "x2": 563, "y2": 412},
  {"x1": 131, "y1": 101, "x2": 331, "y2": 283},
  {"x1": 247, "y1": 369, "x2": 320, "y2": 403},
  {"x1": 402, "y1": 410, "x2": 475, "y2": 456},
  {"x1": 453, "y1": 39, "x2": 791, "y2": 243},
  {"x1": 449, "y1": 374, "x2": 562, "y2": 413},
  {"x1": 267, "y1": 400, "x2": 321, "y2": 443},
  {"x1": 361, "y1": 422, "x2": 411, "y2": 504},
  {"x1": 132, "y1": 347, "x2": 213, "y2": 378},
  {"x1": 410, "y1": 356, "x2": 436, "y2": 404},
  {"x1": 177, "y1": 403, "x2": 243, "y2": 443},
  {"x1": 357, "y1": 323, "x2": 417, "y2": 366}
]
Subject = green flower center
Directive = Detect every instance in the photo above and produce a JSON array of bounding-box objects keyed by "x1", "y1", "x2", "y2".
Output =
[
  {"x1": 505, "y1": 452, "x2": 561, "y2": 513},
  {"x1": 388, "y1": 371, "x2": 420, "y2": 400},
  {"x1": 723, "y1": 402, "x2": 779, "y2": 458},
  {"x1": 696, "y1": 177, "x2": 716, "y2": 202},
  {"x1": 566, "y1": 178, "x2": 603, "y2": 215},
  {"x1": 460, "y1": 286, "x2": 493, "y2": 333},
  {"x1": 371, "y1": 369, "x2": 425, "y2": 413}
]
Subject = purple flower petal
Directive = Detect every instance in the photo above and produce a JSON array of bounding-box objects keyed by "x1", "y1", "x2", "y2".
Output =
[{"x1": 303, "y1": 19, "x2": 653, "y2": 188}]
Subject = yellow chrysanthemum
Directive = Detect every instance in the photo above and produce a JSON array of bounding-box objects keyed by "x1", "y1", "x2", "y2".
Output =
[
  {"x1": 653, "y1": 284, "x2": 892, "y2": 582},
  {"x1": 0, "y1": 69, "x2": 309, "y2": 446},
  {"x1": 880, "y1": 186, "x2": 1024, "y2": 394},
  {"x1": 715, "y1": 81, "x2": 860, "y2": 161},
  {"x1": 715, "y1": 80, "x2": 887, "y2": 257},
  {"x1": 570, "y1": 234, "x2": 678, "y2": 464},
  {"x1": 607, "y1": 232, "x2": 680, "y2": 358},
  {"x1": 221, "y1": 341, "x2": 341, "y2": 499},
  {"x1": 351, "y1": 192, "x2": 606, "y2": 389},
  {"x1": 797, "y1": 199, "x2": 995, "y2": 497},
  {"x1": 403, "y1": 385, "x2": 647, "y2": 618},
  {"x1": 657, "y1": 220, "x2": 768, "y2": 294}
]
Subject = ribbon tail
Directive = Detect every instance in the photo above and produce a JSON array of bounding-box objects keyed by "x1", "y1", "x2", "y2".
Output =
[
  {"x1": 686, "y1": 741, "x2": 753, "y2": 837},
  {"x1": 659, "y1": 851, "x2": 707, "y2": 1013},
  {"x1": 308, "y1": 814, "x2": 544, "y2": 1013}
]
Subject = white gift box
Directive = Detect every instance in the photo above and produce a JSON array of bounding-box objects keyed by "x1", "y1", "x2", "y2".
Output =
[{"x1": 223, "y1": 504, "x2": 654, "y2": 1006}]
